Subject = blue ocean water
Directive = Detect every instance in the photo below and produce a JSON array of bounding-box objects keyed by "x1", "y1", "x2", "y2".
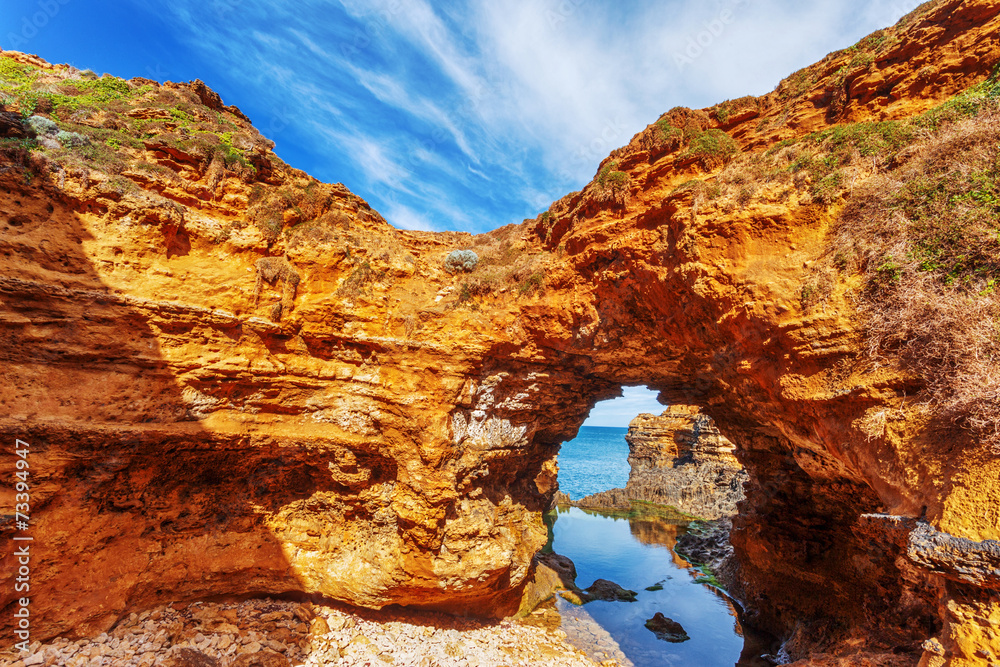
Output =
[{"x1": 558, "y1": 426, "x2": 631, "y2": 499}]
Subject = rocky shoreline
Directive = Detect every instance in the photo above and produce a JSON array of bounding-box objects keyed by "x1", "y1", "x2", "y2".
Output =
[{"x1": 3, "y1": 598, "x2": 603, "y2": 667}]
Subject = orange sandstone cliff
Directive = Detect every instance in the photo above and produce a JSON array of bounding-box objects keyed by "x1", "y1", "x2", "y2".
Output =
[{"x1": 2, "y1": 1, "x2": 1000, "y2": 664}]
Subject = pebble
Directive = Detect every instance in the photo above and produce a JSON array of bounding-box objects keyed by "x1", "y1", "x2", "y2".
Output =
[{"x1": 1, "y1": 597, "x2": 605, "y2": 666}]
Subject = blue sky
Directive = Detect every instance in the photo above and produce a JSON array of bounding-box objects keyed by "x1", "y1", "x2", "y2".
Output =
[
  {"x1": 3, "y1": 0, "x2": 923, "y2": 234},
  {"x1": 582, "y1": 386, "x2": 665, "y2": 428}
]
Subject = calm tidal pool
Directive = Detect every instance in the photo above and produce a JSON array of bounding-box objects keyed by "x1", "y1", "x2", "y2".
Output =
[{"x1": 548, "y1": 506, "x2": 771, "y2": 666}]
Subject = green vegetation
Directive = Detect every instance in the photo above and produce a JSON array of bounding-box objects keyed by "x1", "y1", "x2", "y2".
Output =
[
  {"x1": 517, "y1": 272, "x2": 545, "y2": 296},
  {"x1": 654, "y1": 118, "x2": 682, "y2": 143},
  {"x1": 215, "y1": 131, "x2": 252, "y2": 169},
  {"x1": 777, "y1": 67, "x2": 816, "y2": 101},
  {"x1": 681, "y1": 129, "x2": 738, "y2": 167},
  {"x1": 0, "y1": 53, "x2": 262, "y2": 182},
  {"x1": 810, "y1": 120, "x2": 915, "y2": 157},
  {"x1": 596, "y1": 160, "x2": 629, "y2": 189},
  {"x1": 0, "y1": 137, "x2": 38, "y2": 153},
  {"x1": 706, "y1": 68, "x2": 1000, "y2": 450},
  {"x1": 457, "y1": 276, "x2": 495, "y2": 306},
  {"x1": 693, "y1": 572, "x2": 723, "y2": 588},
  {"x1": 594, "y1": 160, "x2": 631, "y2": 203},
  {"x1": 814, "y1": 69, "x2": 1000, "y2": 447},
  {"x1": 444, "y1": 249, "x2": 479, "y2": 273},
  {"x1": 728, "y1": 68, "x2": 1000, "y2": 213}
]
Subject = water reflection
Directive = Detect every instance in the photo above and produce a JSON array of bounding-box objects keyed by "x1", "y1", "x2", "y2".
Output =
[{"x1": 547, "y1": 506, "x2": 774, "y2": 667}]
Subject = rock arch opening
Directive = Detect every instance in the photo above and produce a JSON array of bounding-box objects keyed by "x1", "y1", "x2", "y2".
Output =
[{"x1": 555, "y1": 385, "x2": 663, "y2": 501}]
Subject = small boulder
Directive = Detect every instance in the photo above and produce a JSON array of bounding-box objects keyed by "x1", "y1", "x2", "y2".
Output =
[
  {"x1": 644, "y1": 612, "x2": 690, "y2": 642},
  {"x1": 154, "y1": 647, "x2": 221, "y2": 667},
  {"x1": 582, "y1": 578, "x2": 638, "y2": 602},
  {"x1": 228, "y1": 650, "x2": 292, "y2": 667},
  {"x1": 309, "y1": 615, "x2": 330, "y2": 637},
  {"x1": 520, "y1": 552, "x2": 583, "y2": 613}
]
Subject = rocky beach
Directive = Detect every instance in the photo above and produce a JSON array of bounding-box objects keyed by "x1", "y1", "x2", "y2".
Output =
[{"x1": 5, "y1": 598, "x2": 601, "y2": 667}]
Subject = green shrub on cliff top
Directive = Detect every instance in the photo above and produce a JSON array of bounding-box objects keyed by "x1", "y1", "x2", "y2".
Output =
[{"x1": 682, "y1": 129, "x2": 738, "y2": 167}]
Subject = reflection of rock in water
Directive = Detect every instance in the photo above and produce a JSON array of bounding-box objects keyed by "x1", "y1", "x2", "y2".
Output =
[
  {"x1": 626, "y1": 514, "x2": 694, "y2": 571},
  {"x1": 555, "y1": 595, "x2": 634, "y2": 667},
  {"x1": 628, "y1": 517, "x2": 681, "y2": 549},
  {"x1": 625, "y1": 508, "x2": 779, "y2": 663}
]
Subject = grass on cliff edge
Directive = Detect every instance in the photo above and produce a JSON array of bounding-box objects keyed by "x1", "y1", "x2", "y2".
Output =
[
  {"x1": 790, "y1": 68, "x2": 1000, "y2": 447},
  {"x1": 0, "y1": 54, "x2": 265, "y2": 182},
  {"x1": 692, "y1": 67, "x2": 1000, "y2": 448},
  {"x1": 830, "y1": 104, "x2": 1000, "y2": 448}
]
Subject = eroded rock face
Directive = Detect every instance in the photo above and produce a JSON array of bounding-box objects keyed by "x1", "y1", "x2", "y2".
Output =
[
  {"x1": 626, "y1": 405, "x2": 738, "y2": 471},
  {"x1": 2, "y1": 2, "x2": 1000, "y2": 664}
]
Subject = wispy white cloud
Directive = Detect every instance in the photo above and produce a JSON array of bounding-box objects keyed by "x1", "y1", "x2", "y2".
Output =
[
  {"x1": 583, "y1": 385, "x2": 666, "y2": 428},
  {"x1": 128, "y1": 0, "x2": 925, "y2": 233}
]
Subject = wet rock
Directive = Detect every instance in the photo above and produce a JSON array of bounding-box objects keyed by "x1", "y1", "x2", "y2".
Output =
[
  {"x1": 581, "y1": 579, "x2": 638, "y2": 603},
  {"x1": 644, "y1": 613, "x2": 689, "y2": 643},
  {"x1": 675, "y1": 517, "x2": 733, "y2": 561},
  {"x1": 520, "y1": 552, "x2": 585, "y2": 613}
]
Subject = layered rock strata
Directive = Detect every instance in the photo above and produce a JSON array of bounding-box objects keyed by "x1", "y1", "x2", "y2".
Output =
[
  {"x1": 571, "y1": 406, "x2": 747, "y2": 519},
  {"x1": 1, "y1": 1, "x2": 1000, "y2": 664}
]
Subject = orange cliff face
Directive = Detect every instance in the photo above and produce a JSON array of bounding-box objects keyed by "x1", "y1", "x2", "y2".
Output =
[{"x1": 2, "y1": 0, "x2": 1000, "y2": 664}]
